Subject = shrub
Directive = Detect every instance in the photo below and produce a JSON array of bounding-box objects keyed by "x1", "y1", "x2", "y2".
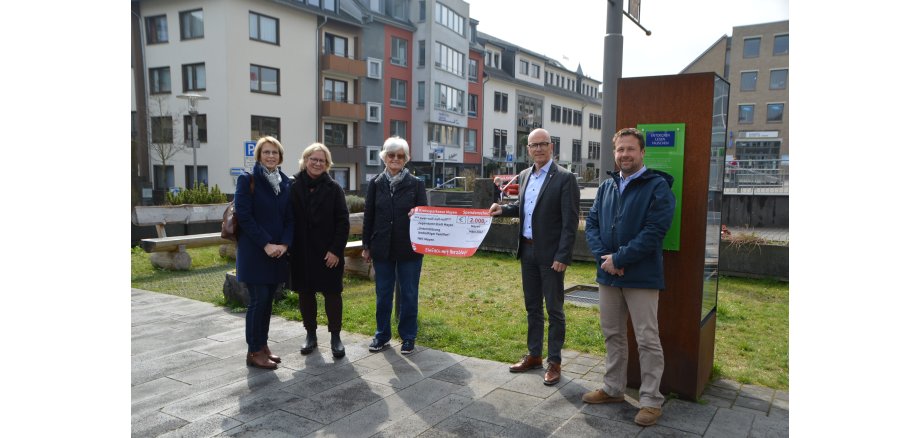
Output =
[
  {"x1": 345, "y1": 195, "x2": 365, "y2": 213},
  {"x1": 165, "y1": 183, "x2": 228, "y2": 205}
]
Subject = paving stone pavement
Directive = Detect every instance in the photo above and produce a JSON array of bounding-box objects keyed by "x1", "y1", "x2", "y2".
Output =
[{"x1": 132, "y1": 288, "x2": 789, "y2": 437}]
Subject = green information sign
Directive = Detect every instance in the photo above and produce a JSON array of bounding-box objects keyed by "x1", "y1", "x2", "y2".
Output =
[{"x1": 637, "y1": 123, "x2": 684, "y2": 251}]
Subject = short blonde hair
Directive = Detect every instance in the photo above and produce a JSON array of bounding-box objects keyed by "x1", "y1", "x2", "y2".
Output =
[
  {"x1": 298, "y1": 143, "x2": 334, "y2": 171},
  {"x1": 254, "y1": 136, "x2": 285, "y2": 165},
  {"x1": 378, "y1": 136, "x2": 411, "y2": 162}
]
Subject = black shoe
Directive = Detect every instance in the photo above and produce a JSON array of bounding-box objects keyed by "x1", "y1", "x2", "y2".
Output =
[
  {"x1": 331, "y1": 332, "x2": 345, "y2": 358},
  {"x1": 400, "y1": 339, "x2": 415, "y2": 355},
  {"x1": 301, "y1": 331, "x2": 318, "y2": 355},
  {"x1": 368, "y1": 338, "x2": 390, "y2": 352}
]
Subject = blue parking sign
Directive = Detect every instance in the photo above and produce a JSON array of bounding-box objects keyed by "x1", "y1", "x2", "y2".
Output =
[{"x1": 244, "y1": 141, "x2": 257, "y2": 157}]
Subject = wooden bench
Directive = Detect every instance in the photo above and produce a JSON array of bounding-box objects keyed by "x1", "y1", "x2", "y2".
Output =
[{"x1": 132, "y1": 203, "x2": 232, "y2": 270}]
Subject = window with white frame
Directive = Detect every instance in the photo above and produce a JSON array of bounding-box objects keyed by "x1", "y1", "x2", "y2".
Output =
[
  {"x1": 367, "y1": 58, "x2": 382, "y2": 79},
  {"x1": 435, "y1": 42, "x2": 464, "y2": 77},
  {"x1": 391, "y1": 37, "x2": 408, "y2": 66},
  {"x1": 249, "y1": 12, "x2": 279, "y2": 44},
  {"x1": 180, "y1": 9, "x2": 204, "y2": 40},
  {"x1": 367, "y1": 102, "x2": 381, "y2": 122},
  {"x1": 250, "y1": 64, "x2": 279, "y2": 94},
  {"x1": 519, "y1": 59, "x2": 529, "y2": 76},
  {"x1": 435, "y1": 2, "x2": 464, "y2": 36},
  {"x1": 182, "y1": 63, "x2": 206, "y2": 92},
  {"x1": 149, "y1": 67, "x2": 171, "y2": 94},
  {"x1": 531, "y1": 65, "x2": 540, "y2": 79},
  {"x1": 391, "y1": 79, "x2": 407, "y2": 106},
  {"x1": 435, "y1": 82, "x2": 464, "y2": 114}
]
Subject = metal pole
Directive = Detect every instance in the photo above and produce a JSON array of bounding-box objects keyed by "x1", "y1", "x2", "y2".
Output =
[
  {"x1": 191, "y1": 110, "x2": 198, "y2": 187},
  {"x1": 600, "y1": 0, "x2": 624, "y2": 178}
]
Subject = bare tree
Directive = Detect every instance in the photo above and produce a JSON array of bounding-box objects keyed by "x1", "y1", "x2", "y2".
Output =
[{"x1": 147, "y1": 95, "x2": 187, "y2": 188}]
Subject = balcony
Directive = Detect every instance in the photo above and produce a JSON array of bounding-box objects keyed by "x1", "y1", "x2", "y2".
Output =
[
  {"x1": 322, "y1": 53, "x2": 364, "y2": 78},
  {"x1": 322, "y1": 100, "x2": 365, "y2": 120}
]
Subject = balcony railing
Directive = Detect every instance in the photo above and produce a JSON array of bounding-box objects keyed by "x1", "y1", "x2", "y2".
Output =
[
  {"x1": 321, "y1": 53, "x2": 365, "y2": 77},
  {"x1": 321, "y1": 100, "x2": 365, "y2": 120},
  {"x1": 722, "y1": 158, "x2": 789, "y2": 194}
]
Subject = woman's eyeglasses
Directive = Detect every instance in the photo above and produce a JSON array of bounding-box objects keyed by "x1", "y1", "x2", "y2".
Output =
[{"x1": 386, "y1": 152, "x2": 407, "y2": 160}]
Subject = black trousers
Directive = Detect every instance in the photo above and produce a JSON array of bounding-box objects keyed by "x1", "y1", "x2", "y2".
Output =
[
  {"x1": 519, "y1": 243, "x2": 566, "y2": 364},
  {"x1": 298, "y1": 291, "x2": 343, "y2": 332}
]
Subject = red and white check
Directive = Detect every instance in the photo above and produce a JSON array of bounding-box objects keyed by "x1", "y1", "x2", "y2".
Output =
[{"x1": 410, "y1": 206, "x2": 493, "y2": 257}]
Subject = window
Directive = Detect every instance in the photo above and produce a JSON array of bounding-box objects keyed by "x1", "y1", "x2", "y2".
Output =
[
  {"x1": 468, "y1": 94, "x2": 478, "y2": 117},
  {"x1": 417, "y1": 81, "x2": 425, "y2": 108},
  {"x1": 740, "y1": 71, "x2": 758, "y2": 91},
  {"x1": 324, "y1": 78, "x2": 347, "y2": 102},
  {"x1": 251, "y1": 115, "x2": 280, "y2": 139},
  {"x1": 250, "y1": 64, "x2": 279, "y2": 94},
  {"x1": 428, "y1": 123, "x2": 461, "y2": 147},
  {"x1": 182, "y1": 63, "x2": 206, "y2": 91},
  {"x1": 468, "y1": 59, "x2": 478, "y2": 81},
  {"x1": 391, "y1": 79, "x2": 407, "y2": 106},
  {"x1": 184, "y1": 166, "x2": 208, "y2": 188},
  {"x1": 325, "y1": 33, "x2": 348, "y2": 57},
  {"x1": 531, "y1": 65, "x2": 540, "y2": 79},
  {"x1": 435, "y1": 2, "x2": 465, "y2": 36},
  {"x1": 773, "y1": 34, "x2": 788, "y2": 55},
  {"x1": 519, "y1": 59, "x2": 529, "y2": 76},
  {"x1": 738, "y1": 104, "x2": 754, "y2": 124},
  {"x1": 180, "y1": 9, "x2": 204, "y2": 40},
  {"x1": 183, "y1": 114, "x2": 207, "y2": 143},
  {"x1": 249, "y1": 12, "x2": 278, "y2": 44},
  {"x1": 466, "y1": 129, "x2": 477, "y2": 153},
  {"x1": 151, "y1": 116, "x2": 173, "y2": 143},
  {"x1": 562, "y1": 107, "x2": 572, "y2": 124},
  {"x1": 324, "y1": 123, "x2": 348, "y2": 145},
  {"x1": 308, "y1": 0, "x2": 336, "y2": 12},
  {"x1": 367, "y1": 102, "x2": 381, "y2": 123},
  {"x1": 493, "y1": 129, "x2": 507, "y2": 158},
  {"x1": 419, "y1": 0, "x2": 426, "y2": 21},
  {"x1": 766, "y1": 103, "x2": 784, "y2": 123},
  {"x1": 153, "y1": 165, "x2": 175, "y2": 190},
  {"x1": 367, "y1": 58, "x2": 382, "y2": 79},
  {"x1": 572, "y1": 140, "x2": 582, "y2": 162},
  {"x1": 573, "y1": 110, "x2": 582, "y2": 126},
  {"x1": 435, "y1": 83, "x2": 464, "y2": 114},
  {"x1": 391, "y1": 37, "x2": 408, "y2": 66},
  {"x1": 494, "y1": 92, "x2": 508, "y2": 113},
  {"x1": 435, "y1": 42, "x2": 465, "y2": 77},
  {"x1": 149, "y1": 67, "x2": 171, "y2": 94},
  {"x1": 588, "y1": 141, "x2": 600, "y2": 160},
  {"x1": 770, "y1": 69, "x2": 788, "y2": 90},
  {"x1": 145, "y1": 15, "x2": 168, "y2": 44},
  {"x1": 418, "y1": 40, "x2": 426, "y2": 67},
  {"x1": 743, "y1": 37, "x2": 761, "y2": 58},
  {"x1": 589, "y1": 113, "x2": 602, "y2": 130},
  {"x1": 550, "y1": 136, "x2": 560, "y2": 152},
  {"x1": 390, "y1": 120, "x2": 407, "y2": 138},
  {"x1": 330, "y1": 168, "x2": 350, "y2": 190},
  {"x1": 551, "y1": 105, "x2": 561, "y2": 123}
]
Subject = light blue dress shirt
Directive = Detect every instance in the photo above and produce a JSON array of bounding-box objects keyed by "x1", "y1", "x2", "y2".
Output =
[
  {"x1": 522, "y1": 160, "x2": 554, "y2": 239},
  {"x1": 618, "y1": 165, "x2": 648, "y2": 195}
]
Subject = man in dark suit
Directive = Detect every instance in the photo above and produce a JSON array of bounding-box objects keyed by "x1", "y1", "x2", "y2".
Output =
[{"x1": 488, "y1": 128, "x2": 580, "y2": 386}]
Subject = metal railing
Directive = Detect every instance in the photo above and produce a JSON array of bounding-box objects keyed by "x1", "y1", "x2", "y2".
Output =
[{"x1": 723, "y1": 158, "x2": 789, "y2": 194}]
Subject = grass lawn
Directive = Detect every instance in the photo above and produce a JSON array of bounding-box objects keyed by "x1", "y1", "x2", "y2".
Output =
[{"x1": 131, "y1": 246, "x2": 788, "y2": 390}]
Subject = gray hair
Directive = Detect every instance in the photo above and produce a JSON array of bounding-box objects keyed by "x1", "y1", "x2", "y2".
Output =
[{"x1": 379, "y1": 136, "x2": 411, "y2": 162}]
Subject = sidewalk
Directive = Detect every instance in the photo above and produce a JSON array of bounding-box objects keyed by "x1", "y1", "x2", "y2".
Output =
[{"x1": 132, "y1": 289, "x2": 789, "y2": 437}]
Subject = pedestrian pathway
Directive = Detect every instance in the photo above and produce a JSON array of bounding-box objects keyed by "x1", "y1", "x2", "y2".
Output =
[{"x1": 132, "y1": 289, "x2": 789, "y2": 437}]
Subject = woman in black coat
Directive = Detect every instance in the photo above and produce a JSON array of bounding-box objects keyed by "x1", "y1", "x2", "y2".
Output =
[{"x1": 289, "y1": 143, "x2": 350, "y2": 358}]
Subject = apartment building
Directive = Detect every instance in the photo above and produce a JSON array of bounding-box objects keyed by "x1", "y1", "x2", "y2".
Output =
[{"x1": 682, "y1": 20, "x2": 789, "y2": 168}]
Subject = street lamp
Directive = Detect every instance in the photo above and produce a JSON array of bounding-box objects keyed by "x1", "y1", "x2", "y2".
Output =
[{"x1": 177, "y1": 93, "x2": 209, "y2": 188}]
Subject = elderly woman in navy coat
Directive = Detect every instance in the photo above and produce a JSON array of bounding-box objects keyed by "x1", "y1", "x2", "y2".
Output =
[
  {"x1": 362, "y1": 136, "x2": 428, "y2": 355},
  {"x1": 235, "y1": 136, "x2": 294, "y2": 370},
  {"x1": 289, "y1": 143, "x2": 350, "y2": 358}
]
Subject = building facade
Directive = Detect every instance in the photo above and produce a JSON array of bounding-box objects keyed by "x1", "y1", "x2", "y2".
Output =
[{"x1": 682, "y1": 20, "x2": 789, "y2": 171}]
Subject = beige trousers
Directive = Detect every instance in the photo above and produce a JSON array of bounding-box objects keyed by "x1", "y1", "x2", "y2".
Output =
[{"x1": 598, "y1": 284, "x2": 665, "y2": 408}]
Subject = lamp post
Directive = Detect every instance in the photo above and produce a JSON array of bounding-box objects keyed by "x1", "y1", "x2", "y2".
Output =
[{"x1": 177, "y1": 93, "x2": 209, "y2": 188}]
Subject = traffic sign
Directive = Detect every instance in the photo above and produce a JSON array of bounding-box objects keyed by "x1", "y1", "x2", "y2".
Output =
[
  {"x1": 506, "y1": 153, "x2": 513, "y2": 162},
  {"x1": 244, "y1": 140, "x2": 257, "y2": 157}
]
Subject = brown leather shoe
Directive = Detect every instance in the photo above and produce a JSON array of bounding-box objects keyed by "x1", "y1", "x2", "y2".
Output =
[
  {"x1": 543, "y1": 361, "x2": 561, "y2": 386},
  {"x1": 261, "y1": 345, "x2": 281, "y2": 363},
  {"x1": 246, "y1": 351, "x2": 278, "y2": 370},
  {"x1": 582, "y1": 389, "x2": 625, "y2": 404},
  {"x1": 509, "y1": 355, "x2": 543, "y2": 373}
]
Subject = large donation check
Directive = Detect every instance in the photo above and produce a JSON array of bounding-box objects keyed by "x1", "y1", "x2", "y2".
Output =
[{"x1": 409, "y1": 206, "x2": 493, "y2": 257}]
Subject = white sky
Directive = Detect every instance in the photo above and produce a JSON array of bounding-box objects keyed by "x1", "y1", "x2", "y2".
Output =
[{"x1": 466, "y1": 0, "x2": 789, "y2": 81}]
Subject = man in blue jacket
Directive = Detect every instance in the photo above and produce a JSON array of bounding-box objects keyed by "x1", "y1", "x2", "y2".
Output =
[{"x1": 582, "y1": 128, "x2": 676, "y2": 427}]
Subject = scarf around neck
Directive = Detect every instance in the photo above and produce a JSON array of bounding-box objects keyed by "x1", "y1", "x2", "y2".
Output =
[
  {"x1": 385, "y1": 168, "x2": 409, "y2": 193},
  {"x1": 262, "y1": 166, "x2": 282, "y2": 195}
]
